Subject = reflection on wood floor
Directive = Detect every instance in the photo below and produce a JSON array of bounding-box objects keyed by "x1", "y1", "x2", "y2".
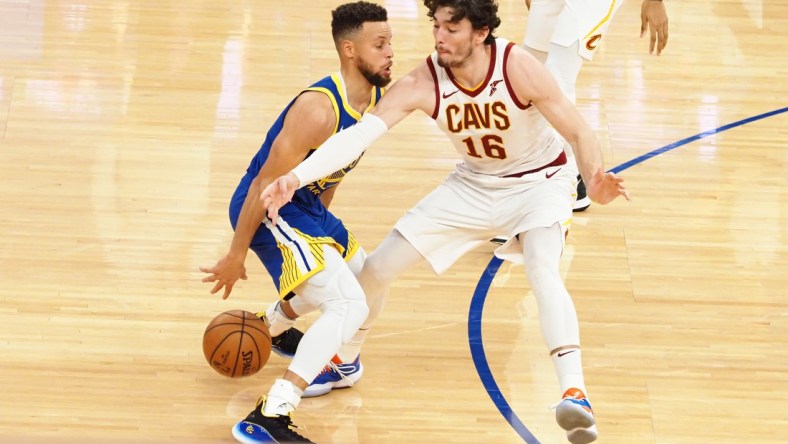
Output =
[{"x1": 0, "y1": 0, "x2": 786, "y2": 443}]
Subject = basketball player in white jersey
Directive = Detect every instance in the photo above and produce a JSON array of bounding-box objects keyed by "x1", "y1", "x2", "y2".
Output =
[
  {"x1": 523, "y1": 0, "x2": 667, "y2": 212},
  {"x1": 262, "y1": 1, "x2": 629, "y2": 442}
]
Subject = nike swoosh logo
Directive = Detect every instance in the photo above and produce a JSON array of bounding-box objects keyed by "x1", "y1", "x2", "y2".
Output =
[
  {"x1": 557, "y1": 349, "x2": 576, "y2": 357},
  {"x1": 442, "y1": 90, "x2": 459, "y2": 99},
  {"x1": 545, "y1": 168, "x2": 562, "y2": 179}
]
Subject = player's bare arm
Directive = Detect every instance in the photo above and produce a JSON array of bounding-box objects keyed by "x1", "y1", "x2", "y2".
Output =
[
  {"x1": 200, "y1": 91, "x2": 336, "y2": 299},
  {"x1": 505, "y1": 46, "x2": 629, "y2": 204}
]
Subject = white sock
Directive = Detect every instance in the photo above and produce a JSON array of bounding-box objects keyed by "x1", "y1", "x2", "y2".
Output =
[
  {"x1": 551, "y1": 347, "x2": 586, "y2": 395},
  {"x1": 263, "y1": 379, "x2": 303, "y2": 416},
  {"x1": 265, "y1": 301, "x2": 296, "y2": 337},
  {"x1": 336, "y1": 328, "x2": 369, "y2": 363}
]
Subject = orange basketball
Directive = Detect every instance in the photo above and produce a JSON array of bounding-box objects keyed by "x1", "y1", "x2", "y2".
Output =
[{"x1": 202, "y1": 310, "x2": 272, "y2": 378}]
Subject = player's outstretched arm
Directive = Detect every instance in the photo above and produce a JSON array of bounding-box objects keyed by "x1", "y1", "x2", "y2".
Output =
[
  {"x1": 261, "y1": 63, "x2": 436, "y2": 223},
  {"x1": 641, "y1": 0, "x2": 668, "y2": 55},
  {"x1": 200, "y1": 92, "x2": 336, "y2": 299},
  {"x1": 505, "y1": 46, "x2": 629, "y2": 205}
]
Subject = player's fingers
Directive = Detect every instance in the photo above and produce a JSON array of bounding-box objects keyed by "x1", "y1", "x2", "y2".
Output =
[
  {"x1": 279, "y1": 179, "x2": 293, "y2": 201},
  {"x1": 199, "y1": 266, "x2": 213, "y2": 273},
  {"x1": 640, "y1": 2, "x2": 649, "y2": 37},
  {"x1": 268, "y1": 203, "x2": 282, "y2": 226},
  {"x1": 210, "y1": 281, "x2": 224, "y2": 295},
  {"x1": 260, "y1": 183, "x2": 276, "y2": 204},
  {"x1": 650, "y1": 27, "x2": 657, "y2": 54},
  {"x1": 658, "y1": 26, "x2": 668, "y2": 55},
  {"x1": 201, "y1": 275, "x2": 217, "y2": 283},
  {"x1": 241, "y1": 271, "x2": 248, "y2": 280},
  {"x1": 222, "y1": 284, "x2": 233, "y2": 300}
]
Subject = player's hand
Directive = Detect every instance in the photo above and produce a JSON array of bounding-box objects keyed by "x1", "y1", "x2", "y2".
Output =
[
  {"x1": 260, "y1": 172, "x2": 299, "y2": 226},
  {"x1": 586, "y1": 169, "x2": 630, "y2": 205},
  {"x1": 641, "y1": 0, "x2": 668, "y2": 55},
  {"x1": 200, "y1": 254, "x2": 248, "y2": 300}
]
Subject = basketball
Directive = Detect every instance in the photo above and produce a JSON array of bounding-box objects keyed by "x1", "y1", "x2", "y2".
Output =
[{"x1": 202, "y1": 310, "x2": 272, "y2": 378}]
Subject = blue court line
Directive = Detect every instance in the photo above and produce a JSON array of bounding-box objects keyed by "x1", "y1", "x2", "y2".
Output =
[
  {"x1": 610, "y1": 106, "x2": 788, "y2": 174},
  {"x1": 468, "y1": 258, "x2": 540, "y2": 444},
  {"x1": 467, "y1": 106, "x2": 788, "y2": 443}
]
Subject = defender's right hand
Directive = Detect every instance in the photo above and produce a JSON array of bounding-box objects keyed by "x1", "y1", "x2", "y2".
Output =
[{"x1": 260, "y1": 172, "x2": 300, "y2": 226}]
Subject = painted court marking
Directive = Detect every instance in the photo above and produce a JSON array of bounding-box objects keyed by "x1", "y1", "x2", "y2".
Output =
[{"x1": 467, "y1": 107, "x2": 788, "y2": 443}]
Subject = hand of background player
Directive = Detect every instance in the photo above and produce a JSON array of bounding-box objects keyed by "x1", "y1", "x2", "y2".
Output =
[
  {"x1": 200, "y1": 254, "x2": 248, "y2": 300},
  {"x1": 260, "y1": 172, "x2": 299, "y2": 226},
  {"x1": 641, "y1": 0, "x2": 668, "y2": 55},
  {"x1": 586, "y1": 169, "x2": 630, "y2": 205}
]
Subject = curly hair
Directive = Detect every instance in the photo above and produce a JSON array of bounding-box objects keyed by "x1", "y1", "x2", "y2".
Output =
[
  {"x1": 331, "y1": 1, "x2": 389, "y2": 42},
  {"x1": 423, "y1": 0, "x2": 501, "y2": 45}
]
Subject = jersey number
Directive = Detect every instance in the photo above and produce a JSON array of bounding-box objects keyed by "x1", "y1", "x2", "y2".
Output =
[{"x1": 462, "y1": 135, "x2": 507, "y2": 159}]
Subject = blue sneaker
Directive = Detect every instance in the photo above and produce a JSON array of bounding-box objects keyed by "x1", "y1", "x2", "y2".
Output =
[
  {"x1": 232, "y1": 396, "x2": 313, "y2": 443},
  {"x1": 303, "y1": 355, "x2": 363, "y2": 398}
]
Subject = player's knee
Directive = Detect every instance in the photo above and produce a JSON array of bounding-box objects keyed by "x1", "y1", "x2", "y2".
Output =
[
  {"x1": 522, "y1": 227, "x2": 564, "y2": 274},
  {"x1": 361, "y1": 250, "x2": 398, "y2": 287},
  {"x1": 523, "y1": 247, "x2": 555, "y2": 271},
  {"x1": 305, "y1": 263, "x2": 368, "y2": 341},
  {"x1": 335, "y1": 267, "x2": 369, "y2": 342}
]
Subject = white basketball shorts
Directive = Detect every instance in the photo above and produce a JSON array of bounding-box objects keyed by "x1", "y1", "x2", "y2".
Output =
[
  {"x1": 525, "y1": 0, "x2": 626, "y2": 60},
  {"x1": 394, "y1": 159, "x2": 578, "y2": 275}
]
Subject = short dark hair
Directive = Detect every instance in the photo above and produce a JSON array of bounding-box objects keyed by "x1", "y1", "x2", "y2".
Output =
[
  {"x1": 424, "y1": 0, "x2": 501, "y2": 45},
  {"x1": 331, "y1": 1, "x2": 389, "y2": 42}
]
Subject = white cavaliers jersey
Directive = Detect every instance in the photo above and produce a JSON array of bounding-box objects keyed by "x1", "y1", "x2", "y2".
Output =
[{"x1": 427, "y1": 38, "x2": 563, "y2": 176}]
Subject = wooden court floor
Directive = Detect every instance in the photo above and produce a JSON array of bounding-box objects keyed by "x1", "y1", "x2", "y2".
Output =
[{"x1": 0, "y1": 0, "x2": 786, "y2": 443}]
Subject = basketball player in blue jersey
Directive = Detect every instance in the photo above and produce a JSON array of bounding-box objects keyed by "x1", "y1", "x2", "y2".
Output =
[
  {"x1": 261, "y1": 1, "x2": 628, "y2": 442},
  {"x1": 521, "y1": 0, "x2": 668, "y2": 213},
  {"x1": 199, "y1": 2, "x2": 392, "y2": 442}
]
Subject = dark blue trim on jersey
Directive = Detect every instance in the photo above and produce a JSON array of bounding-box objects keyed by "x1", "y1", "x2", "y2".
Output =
[
  {"x1": 276, "y1": 224, "x2": 311, "y2": 273},
  {"x1": 468, "y1": 106, "x2": 788, "y2": 443}
]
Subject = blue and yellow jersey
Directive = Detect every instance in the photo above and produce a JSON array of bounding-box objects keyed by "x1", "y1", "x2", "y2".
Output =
[
  {"x1": 245, "y1": 73, "x2": 384, "y2": 207},
  {"x1": 232, "y1": 73, "x2": 383, "y2": 297}
]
